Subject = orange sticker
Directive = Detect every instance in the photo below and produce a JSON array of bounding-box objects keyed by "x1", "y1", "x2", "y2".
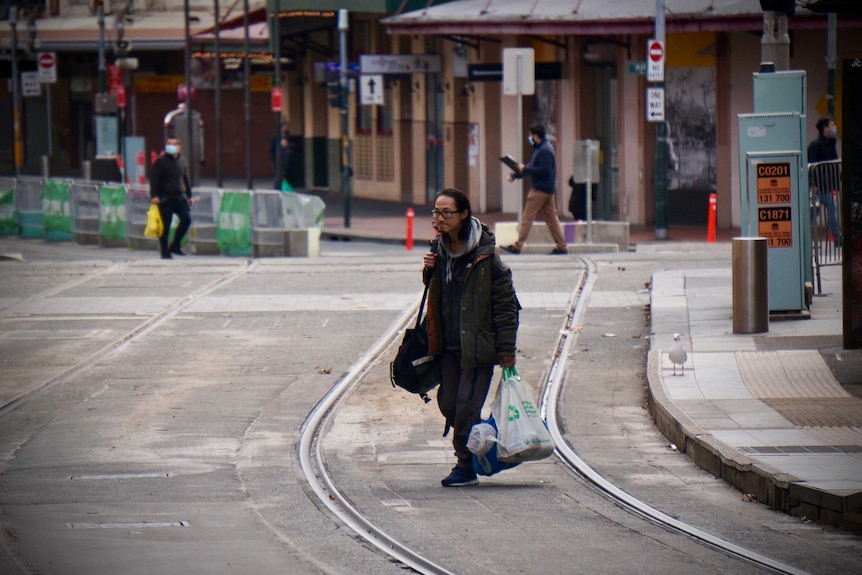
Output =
[
  {"x1": 756, "y1": 162, "x2": 792, "y2": 205},
  {"x1": 758, "y1": 206, "x2": 793, "y2": 248}
]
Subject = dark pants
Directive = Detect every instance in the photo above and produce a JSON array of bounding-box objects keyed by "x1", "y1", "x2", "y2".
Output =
[
  {"x1": 158, "y1": 196, "x2": 191, "y2": 256},
  {"x1": 437, "y1": 350, "x2": 495, "y2": 470}
]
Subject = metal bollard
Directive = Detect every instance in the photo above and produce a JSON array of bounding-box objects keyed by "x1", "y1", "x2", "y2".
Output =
[
  {"x1": 40, "y1": 155, "x2": 50, "y2": 179},
  {"x1": 81, "y1": 160, "x2": 92, "y2": 182},
  {"x1": 732, "y1": 237, "x2": 768, "y2": 334}
]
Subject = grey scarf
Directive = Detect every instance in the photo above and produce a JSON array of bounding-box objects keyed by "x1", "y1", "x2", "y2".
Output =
[{"x1": 439, "y1": 216, "x2": 482, "y2": 284}]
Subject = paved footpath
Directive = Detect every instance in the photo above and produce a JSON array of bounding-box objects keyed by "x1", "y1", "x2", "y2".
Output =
[{"x1": 648, "y1": 260, "x2": 861, "y2": 533}]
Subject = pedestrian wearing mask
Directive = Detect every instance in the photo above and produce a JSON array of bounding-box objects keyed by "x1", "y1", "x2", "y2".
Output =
[
  {"x1": 502, "y1": 124, "x2": 568, "y2": 255},
  {"x1": 423, "y1": 188, "x2": 520, "y2": 487},
  {"x1": 807, "y1": 117, "x2": 842, "y2": 248},
  {"x1": 150, "y1": 138, "x2": 194, "y2": 259}
]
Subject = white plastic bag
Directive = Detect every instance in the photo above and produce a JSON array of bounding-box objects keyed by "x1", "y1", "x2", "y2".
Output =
[
  {"x1": 467, "y1": 422, "x2": 498, "y2": 457},
  {"x1": 492, "y1": 367, "x2": 555, "y2": 463}
]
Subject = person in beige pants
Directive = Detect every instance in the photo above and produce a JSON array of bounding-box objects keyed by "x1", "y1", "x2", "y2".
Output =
[{"x1": 502, "y1": 124, "x2": 568, "y2": 255}]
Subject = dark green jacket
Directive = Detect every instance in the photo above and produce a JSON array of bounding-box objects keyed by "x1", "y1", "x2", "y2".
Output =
[{"x1": 424, "y1": 226, "x2": 519, "y2": 368}]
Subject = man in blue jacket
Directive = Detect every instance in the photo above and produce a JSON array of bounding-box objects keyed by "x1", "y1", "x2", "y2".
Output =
[{"x1": 502, "y1": 124, "x2": 568, "y2": 255}]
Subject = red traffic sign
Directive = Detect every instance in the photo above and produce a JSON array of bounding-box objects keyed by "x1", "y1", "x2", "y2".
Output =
[
  {"x1": 647, "y1": 39, "x2": 665, "y2": 82},
  {"x1": 38, "y1": 52, "x2": 55, "y2": 69},
  {"x1": 37, "y1": 52, "x2": 57, "y2": 83},
  {"x1": 271, "y1": 87, "x2": 283, "y2": 112},
  {"x1": 649, "y1": 41, "x2": 664, "y2": 62}
]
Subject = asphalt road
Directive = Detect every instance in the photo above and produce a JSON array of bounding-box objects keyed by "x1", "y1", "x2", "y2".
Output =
[{"x1": 0, "y1": 237, "x2": 859, "y2": 574}]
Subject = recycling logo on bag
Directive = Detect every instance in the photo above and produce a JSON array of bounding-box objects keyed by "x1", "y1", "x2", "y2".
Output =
[{"x1": 507, "y1": 405, "x2": 520, "y2": 422}]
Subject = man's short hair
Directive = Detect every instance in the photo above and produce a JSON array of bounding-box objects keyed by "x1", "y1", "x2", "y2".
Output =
[
  {"x1": 530, "y1": 124, "x2": 546, "y2": 140},
  {"x1": 816, "y1": 118, "x2": 832, "y2": 135}
]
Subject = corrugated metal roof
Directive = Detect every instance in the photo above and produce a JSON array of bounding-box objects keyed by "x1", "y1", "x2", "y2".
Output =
[{"x1": 382, "y1": 0, "x2": 835, "y2": 35}]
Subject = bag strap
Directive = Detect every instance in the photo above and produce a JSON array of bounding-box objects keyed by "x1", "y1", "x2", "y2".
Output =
[
  {"x1": 414, "y1": 283, "x2": 430, "y2": 329},
  {"x1": 415, "y1": 238, "x2": 439, "y2": 329}
]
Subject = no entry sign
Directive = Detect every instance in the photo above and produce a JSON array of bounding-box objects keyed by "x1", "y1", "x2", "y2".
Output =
[
  {"x1": 38, "y1": 52, "x2": 57, "y2": 83},
  {"x1": 647, "y1": 40, "x2": 664, "y2": 82}
]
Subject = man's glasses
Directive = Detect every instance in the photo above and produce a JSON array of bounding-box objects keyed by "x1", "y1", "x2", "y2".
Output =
[{"x1": 430, "y1": 209, "x2": 460, "y2": 220}]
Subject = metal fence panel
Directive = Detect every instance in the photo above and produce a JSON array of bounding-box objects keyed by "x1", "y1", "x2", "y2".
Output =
[
  {"x1": 808, "y1": 160, "x2": 842, "y2": 294},
  {"x1": 190, "y1": 187, "x2": 221, "y2": 245},
  {"x1": 71, "y1": 181, "x2": 101, "y2": 244},
  {"x1": 283, "y1": 193, "x2": 325, "y2": 230},
  {"x1": 252, "y1": 190, "x2": 285, "y2": 247},
  {"x1": 16, "y1": 177, "x2": 44, "y2": 238}
]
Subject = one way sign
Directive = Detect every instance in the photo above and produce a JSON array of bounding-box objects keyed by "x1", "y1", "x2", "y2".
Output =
[
  {"x1": 361, "y1": 74, "x2": 384, "y2": 106},
  {"x1": 646, "y1": 87, "x2": 665, "y2": 122}
]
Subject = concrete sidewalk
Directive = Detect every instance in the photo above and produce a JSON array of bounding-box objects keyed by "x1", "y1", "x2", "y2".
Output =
[{"x1": 648, "y1": 263, "x2": 861, "y2": 533}]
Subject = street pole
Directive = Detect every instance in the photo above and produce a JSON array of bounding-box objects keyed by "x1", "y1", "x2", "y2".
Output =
[
  {"x1": 214, "y1": 0, "x2": 223, "y2": 187},
  {"x1": 184, "y1": 0, "x2": 195, "y2": 186},
  {"x1": 9, "y1": 7, "x2": 21, "y2": 176},
  {"x1": 273, "y1": 10, "x2": 281, "y2": 190},
  {"x1": 243, "y1": 0, "x2": 252, "y2": 189},
  {"x1": 827, "y1": 12, "x2": 836, "y2": 118},
  {"x1": 516, "y1": 53, "x2": 523, "y2": 225},
  {"x1": 654, "y1": 0, "x2": 668, "y2": 240},
  {"x1": 98, "y1": 7, "x2": 106, "y2": 93},
  {"x1": 338, "y1": 9, "x2": 351, "y2": 228}
]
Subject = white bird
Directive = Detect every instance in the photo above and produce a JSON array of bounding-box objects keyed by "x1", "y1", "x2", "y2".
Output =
[{"x1": 668, "y1": 333, "x2": 688, "y2": 376}]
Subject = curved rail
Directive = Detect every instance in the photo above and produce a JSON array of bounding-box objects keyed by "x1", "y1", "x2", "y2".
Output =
[{"x1": 541, "y1": 257, "x2": 811, "y2": 575}]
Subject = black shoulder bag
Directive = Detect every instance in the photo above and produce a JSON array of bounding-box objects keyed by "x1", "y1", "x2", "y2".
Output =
[{"x1": 390, "y1": 279, "x2": 441, "y2": 404}]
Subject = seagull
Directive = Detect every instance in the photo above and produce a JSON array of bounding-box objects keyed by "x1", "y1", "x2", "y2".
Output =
[{"x1": 668, "y1": 333, "x2": 687, "y2": 376}]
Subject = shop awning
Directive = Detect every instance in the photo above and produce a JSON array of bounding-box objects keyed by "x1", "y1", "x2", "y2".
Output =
[{"x1": 382, "y1": 0, "x2": 852, "y2": 36}]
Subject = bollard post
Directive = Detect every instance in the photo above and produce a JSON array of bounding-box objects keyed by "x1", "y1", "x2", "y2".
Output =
[
  {"x1": 406, "y1": 208, "x2": 414, "y2": 251},
  {"x1": 707, "y1": 193, "x2": 717, "y2": 243},
  {"x1": 732, "y1": 237, "x2": 768, "y2": 334},
  {"x1": 40, "y1": 155, "x2": 50, "y2": 179}
]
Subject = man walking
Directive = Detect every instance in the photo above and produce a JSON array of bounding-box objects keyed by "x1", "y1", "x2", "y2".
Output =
[
  {"x1": 150, "y1": 137, "x2": 193, "y2": 259},
  {"x1": 807, "y1": 117, "x2": 841, "y2": 247},
  {"x1": 270, "y1": 122, "x2": 294, "y2": 191},
  {"x1": 502, "y1": 124, "x2": 568, "y2": 255}
]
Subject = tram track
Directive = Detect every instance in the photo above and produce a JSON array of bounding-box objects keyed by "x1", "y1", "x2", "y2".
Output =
[{"x1": 298, "y1": 256, "x2": 813, "y2": 575}]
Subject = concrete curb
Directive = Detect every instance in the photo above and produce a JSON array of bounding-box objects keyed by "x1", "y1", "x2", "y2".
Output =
[{"x1": 646, "y1": 348, "x2": 860, "y2": 532}]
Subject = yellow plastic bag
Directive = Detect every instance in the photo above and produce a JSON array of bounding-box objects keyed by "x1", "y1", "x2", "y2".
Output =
[{"x1": 144, "y1": 204, "x2": 163, "y2": 238}]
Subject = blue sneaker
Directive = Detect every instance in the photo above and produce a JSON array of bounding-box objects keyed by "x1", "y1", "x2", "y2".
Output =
[{"x1": 441, "y1": 466, "x2": 478, "y2": 487}]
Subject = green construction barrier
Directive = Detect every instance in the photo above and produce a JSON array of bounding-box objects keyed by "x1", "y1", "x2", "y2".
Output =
[
  {"x1": 42, "y1": 180, "x2": 73, "y2": 242},
  {"x1": 217, "y1": 191, "x2": 252, "y2": 256},
  {"x1": 99, "y1": 184, "x2": 127, "y2": 241},
  {"x1": 0, "y1": 187, "x2": 20, "y2": 236}
]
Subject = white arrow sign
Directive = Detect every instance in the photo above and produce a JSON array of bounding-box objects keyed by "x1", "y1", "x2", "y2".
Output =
[
  {"x1": 646, "y1": 87, "x2": 665, "y2": 122},
  {"x1": 360, "y1": 74, "x2": 384, "y2": 106}
]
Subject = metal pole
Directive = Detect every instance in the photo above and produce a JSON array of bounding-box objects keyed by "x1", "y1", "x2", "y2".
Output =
[
  {"x1": 654, "y1": 0, "x2": 668, "y2": 240},
  {"x1": 243, "y1": 0, "x2": 252, "y2": 189},
  {"x1": 586, "y1": 140, "x2": 593, "y2": 243},
  {"x1": 338, "y1": 9, "x2": 351, "y2": 228},
  {"x1": 214, "y1": 0, "x2": 223, "y2": 187},
  {"x1": 10, "y1": 7, "x2": 21, "y2": 177},
  {"x1": 273, "y1": 11, "x2": 282, "y2": 190},
  {"x1": 827, "y1": 13, "x2": 836, "y2": 118},
  {"x1": 98, "y1": 7, "x2": 106, "y2": 93},
  {"x1": 184, "y1": 0, "x2": 195, "y2": 186},
  {"x1": 516, "y1": 53, "x2": 523, "y2": 225}
]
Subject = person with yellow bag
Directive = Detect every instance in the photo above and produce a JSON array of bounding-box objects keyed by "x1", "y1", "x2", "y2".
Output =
[{"x1": 150, "y1": 138, "x2": 194, "y2": 259}]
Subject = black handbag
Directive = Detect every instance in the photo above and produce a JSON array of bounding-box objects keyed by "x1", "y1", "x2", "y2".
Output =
[{"x1": 390, "y1": 282, "x2": 441, "y2": 403}]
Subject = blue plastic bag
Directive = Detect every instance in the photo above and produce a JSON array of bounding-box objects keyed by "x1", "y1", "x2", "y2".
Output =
[{"x1": 469, "y1": 414, "x2": 521, "y2": 477}]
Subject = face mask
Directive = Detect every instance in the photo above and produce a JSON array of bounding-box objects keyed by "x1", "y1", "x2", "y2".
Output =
[
  {"x1": 527, "y1": 136, "x2": 535, "y2": 146},
  {"x1": 828, "y1": 128, "x2": 838, "y2": 139},
  {"x1": 165, "y1": 144, "x2": 178, "y2": 156}
]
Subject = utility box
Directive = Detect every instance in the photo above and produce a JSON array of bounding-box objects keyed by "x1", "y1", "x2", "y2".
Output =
[
  {"x1": 753, "y1": 70, "x2": 806, "y2": 115},
  {"x1": 738, "y1": 69, "x2": 810, "y2": 315}
]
